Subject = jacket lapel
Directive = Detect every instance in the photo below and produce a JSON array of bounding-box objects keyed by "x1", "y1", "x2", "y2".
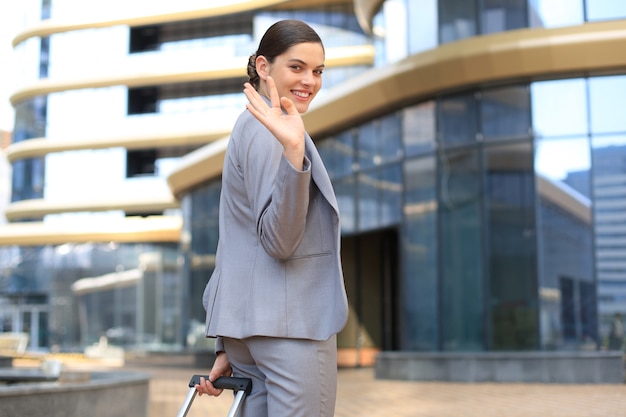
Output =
[{"x1": 305, "y1": 135, "x2": 339, "y2": 214}]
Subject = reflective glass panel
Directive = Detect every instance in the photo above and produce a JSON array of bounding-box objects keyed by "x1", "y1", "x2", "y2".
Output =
[
  {"x1": 438, "y1": 93, "x2": 478, "y2": 146},
  {"x1": 359, "y1": 171, "x2": 381, "y2": 231},
  {"x1": 356, "y1": 115, "x2": 403, "y2": 171},
  {"x1": 535, "y1": 136, "x2": 595, "y2": 349},
  {"x1": 407, "y1": 0, "x2": 438, "y2": 53},
  {"x1": 528, "y1": 0, "x2": 584, "y2": 28},
  {"x1": 482, "y1": 85, "x2": 531, "y2": 141},
  {"x1": 531, "y1": 79, "x2": 588, "y2": 138},
  {"x1": 586, "y1": 0, "x2": 626, "y2": 21},
  {"x1": 439, "y1": 148, "x2": 484, "y2": 351},
  {"x1": 592, "y1": 134, "x2": 626, "y2": 347},
  {"x1": 439, "y1": 0, "x2": 478, "y2": 43},
  {"x1": 403, "y1": 101, "x2": 436, "y2": 157},
  {"x1": 481, "y1": 0, "x2": 527, "y2": 34},
  {"x1": 335, "y1": 176, "x2": 357, "y2": 234},
  {"x1": 0, "y1": 243, "x2": 180, "y2": 349},
  {"x1": 402, "y1": 156, "x2": 438, "y2": 350},
  {"x1": 380, "y1": 112, "x2": 403, "y2": 163},
  {"x1": 357, "y1": 121, "x2": 378, "y2": 170},
  {"x1": 589, "y1": 75, "x2": 626, "y2": 135},
  {"x1": 13, "y1": 96, "x2": 47, "y2": 143},
  {"x1": 357, "y1": 164, "x2": 403, "y2": 231},
  {"x1": 317, "y1": 131, "x2": 355, "y2": 180},
  {"x1": 380, "y1": 164, "x2": 403, "y2": 227},
  {"x1": 11, "y1": 158, "x2": 45, "y2": 202},
  {"x1": 535, "y1": 137, "x2": 591, "y2": 188},
  {"x1": 484, "y1": 141, "x2": 538, "y2": 350},
  {"x1": 380, "y1": 0, "x2": 409, "y2": 63}
]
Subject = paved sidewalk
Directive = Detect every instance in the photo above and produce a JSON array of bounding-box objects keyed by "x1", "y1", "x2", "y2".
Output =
[{"x1": 118, "y1": 354, "x2": 626, "y2": 417}]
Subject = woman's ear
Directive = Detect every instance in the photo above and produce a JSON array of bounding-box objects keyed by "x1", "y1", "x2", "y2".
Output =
[{"x1": 255, "y1": 55, "x2": 270, "y2": 80}]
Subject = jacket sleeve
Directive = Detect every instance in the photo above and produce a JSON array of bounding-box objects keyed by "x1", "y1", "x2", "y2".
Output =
[
  {"x1": 237, "y1": 114, "x2": 313, "y2": 260},
  {"x1": 214, "y1": 336, "x2": 224, "y2": 354}
]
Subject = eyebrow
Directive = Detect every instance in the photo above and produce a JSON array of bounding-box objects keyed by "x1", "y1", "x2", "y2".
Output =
[{"x1": 288, "y1": 58, "x2": 325, "y2": 69}]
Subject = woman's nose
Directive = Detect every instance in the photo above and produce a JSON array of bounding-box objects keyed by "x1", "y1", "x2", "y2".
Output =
[{"x1": 301, "y1": 71, "x2": 314, "y2": 85}]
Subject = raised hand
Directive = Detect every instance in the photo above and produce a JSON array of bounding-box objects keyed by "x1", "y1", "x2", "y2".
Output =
[{"x1": 243, "y1": 76, "x2": 305, "y2": 170}]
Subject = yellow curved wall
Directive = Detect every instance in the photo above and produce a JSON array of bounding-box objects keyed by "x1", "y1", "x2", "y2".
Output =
[{"x1": 12, "y1": 0, "x2": 293, "y2": 47}]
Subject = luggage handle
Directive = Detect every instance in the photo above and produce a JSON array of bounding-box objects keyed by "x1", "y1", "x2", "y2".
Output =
[
  {"x1": 188, "y1": 375, "x2": 252, "y2": 396},
  {"x1": 176, "y1": 375, "x2": 253, "y2": 417}
]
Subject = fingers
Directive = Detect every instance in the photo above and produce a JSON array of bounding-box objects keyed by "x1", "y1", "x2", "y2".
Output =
[
  {"x1": 243, "y1": 82, "x2": 266, "y2": 115},
  {"x1": 243, "y1": 77, "x2": 292, "y2": 115},
  {"x1": 195, "y1": 352, "x2": 233, "y2": 397},
  {"x1": 280, "y1": 96, "x2": 297, "y2": 116},
  {"x1": 266, "y1": 76, "x2": 281, "y2": 109},
  {"x1": 195, "y1": 376, "x2": 224, "y2": 397}
]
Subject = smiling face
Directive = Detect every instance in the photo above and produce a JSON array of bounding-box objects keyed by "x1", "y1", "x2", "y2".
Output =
[{"x1": 256, "y1": 42, "x2": 325, "y2": 114}]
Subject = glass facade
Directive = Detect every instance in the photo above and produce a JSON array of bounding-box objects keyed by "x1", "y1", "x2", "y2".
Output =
[
  {"x1": 404, "y1": 0, "x2": 626, "y2": 54},
  {"x1": 181, "y1": 73, "x2": 626, "y2": 353},
  {"x1": 0, "y1": 242, "x2": 179, "y2": 350},
  {"x1": 312, "y1": 75, "x2": 604, "y2": 352}
]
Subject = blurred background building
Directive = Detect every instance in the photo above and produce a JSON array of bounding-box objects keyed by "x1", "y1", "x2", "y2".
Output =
[{"x1": 2, "y1": 0, "x2": 626, "y2": 379}]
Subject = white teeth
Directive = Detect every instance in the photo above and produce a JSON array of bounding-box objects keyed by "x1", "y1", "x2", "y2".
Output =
[{"x1": 293, "y1": 91, "x2": 309, "y2": 98}]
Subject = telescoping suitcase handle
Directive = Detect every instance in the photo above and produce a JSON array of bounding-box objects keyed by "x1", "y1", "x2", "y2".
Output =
[
  {"x1": 176, "y1": 375, "x2": 253, "y2": 417},
  {"x1": 188, "y1": 375, "x2": 252, "y2": 394}
]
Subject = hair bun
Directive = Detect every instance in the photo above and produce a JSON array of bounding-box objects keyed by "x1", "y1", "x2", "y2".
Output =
[{"x1": 247, "y1": 54, "x2": 260, "y2": 90}]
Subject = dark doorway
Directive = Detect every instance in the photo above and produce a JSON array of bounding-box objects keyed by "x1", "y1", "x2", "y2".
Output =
[{"x1": 338, "y1": 228, "x2": 399, "y2": 367}]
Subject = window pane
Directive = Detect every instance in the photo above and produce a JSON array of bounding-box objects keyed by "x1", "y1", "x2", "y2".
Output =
[
  {"x1": 439, "y1": 0, "x2": 478, "y2": 43},
  {"x1": 380, "y1": 112, "x2": 403, "y2": 163},
  {"x1": 592, "y1": 134, "x2": 626, "y2": 347},
  {"x1": 358, "y1": 171, "x2": 377, "y2": 231},
  {"x1": 403, "y1": 101, "x2": 436, "y2": 157},
  {"x1": 380, "y1": 164, "x2": 403, "y2": 226},
  {"x1": 484, "y1": 142, "x2": 538, "y2": 350},
  {"x1": 535, "y1": 136, "x2": 595, "y2": 349},
  {"x1": 589, "y1": 75, "x2": 626, "y2": 135},
  {"x1": 357, "y1": 164, "x2": 403, "y2": 231},
  {"x1": 357, "y1": 115, "x2": 402, "y2": 171},
  {"x1": 357, "y1": 121, "x2": 378, "y2": 170},
  {"x1": 439, "y1": 148, "x2": 484, "y2": 351},
  {"x1": 13, "y1": 96, "x2": 47, "y2": 143},
  {"x1": 317, "y1": 131, "x2": 355, "y2": 180},
  {"x1": 407, "y1": 0, "x2": 438, "y2": 53},
  {"x1": 481, "y1": 0, "x2": 527, "y2": 34},
  {"x1": 438, "y1": 93, "x2": 478, "y2": 146},
  {"x1": 11, "y1": 158, "x2": 45, "y2": 202},
  {"x1": 528, "y1": 0, "x2": 584, "y2": 28},
  {"x1": 335, "y1": 176, "x2": 356, "y2": 234},
  {"x1": 482, "y1": 85, "x2": 531, "y2": 141},
  {"x1": 531, "y1": 79, "x2": 588, "y2": 138},
  {"x1": 586, "y1": 0, "x2": 626, "y2": 21},
  {"x1": 535, "y1": 137, "x2": 591, "y2": 188},
  {"x1": 402, "y1": 156, "x2": 438, "y2": 350}
]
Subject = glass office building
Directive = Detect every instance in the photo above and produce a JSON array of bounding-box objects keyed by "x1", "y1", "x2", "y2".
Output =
[{"x1": 3, "y1": 0, "x2": 626, "y2": 375}]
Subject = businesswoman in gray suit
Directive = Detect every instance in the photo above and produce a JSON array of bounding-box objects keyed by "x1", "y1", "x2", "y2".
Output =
[{"x1": 195, "y1": 20, "x2": 349, "y2": 417}]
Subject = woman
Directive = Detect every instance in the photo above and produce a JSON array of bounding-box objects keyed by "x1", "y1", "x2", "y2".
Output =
[{"x1": 195, "y1": 20, "x2": 349, "y2": 417}]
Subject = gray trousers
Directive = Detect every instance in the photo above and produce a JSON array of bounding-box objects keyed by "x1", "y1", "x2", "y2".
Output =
[{"x1": 222, "y1": 335, "x2": 337, "y2": 417}]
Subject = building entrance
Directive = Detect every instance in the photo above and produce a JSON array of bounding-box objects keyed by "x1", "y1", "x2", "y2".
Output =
[
  {"x1": 338, "y1": 228, "x2": 399, "y2": 367},
  {"x1": 0, "y1": 295, "x2": 48, "y2": 351}
]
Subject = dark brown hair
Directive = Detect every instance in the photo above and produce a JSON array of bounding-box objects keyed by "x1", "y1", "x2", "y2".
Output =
[{"x1": 247, "y1": 20, "x2": 324, "y2": 90}]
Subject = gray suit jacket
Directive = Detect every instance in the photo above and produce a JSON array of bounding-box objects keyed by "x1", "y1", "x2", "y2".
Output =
[{"x1": 203, "y1": 108, "x2": 349, "y2": 348}]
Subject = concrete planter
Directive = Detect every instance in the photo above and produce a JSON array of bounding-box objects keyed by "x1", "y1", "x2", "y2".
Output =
[
  {"x1": 0, "y1": 371, "x2": 150, "y2": 417},
  {"x1": 375, "y1": 351, "x2": 625, "y2": 383}
]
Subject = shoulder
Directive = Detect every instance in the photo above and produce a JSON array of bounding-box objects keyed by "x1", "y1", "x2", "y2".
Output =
[{"x1": 231, "y1": 109, "x2": 279, "y2": 152}]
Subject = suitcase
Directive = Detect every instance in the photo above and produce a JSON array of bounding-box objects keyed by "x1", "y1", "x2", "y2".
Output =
[{"x1": 176, "y1": 375, "x2": 252, "y2": 417}]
